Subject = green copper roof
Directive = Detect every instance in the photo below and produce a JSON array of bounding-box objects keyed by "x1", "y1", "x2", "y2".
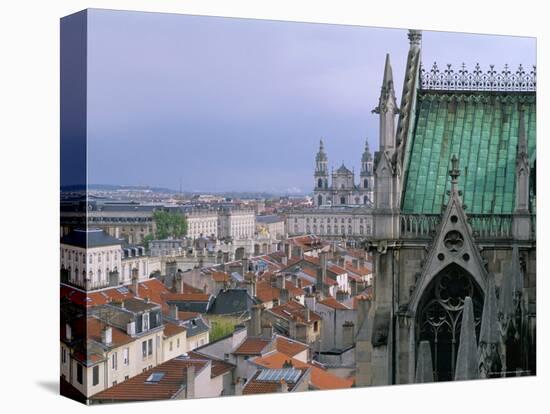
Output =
[{"x1": 402, "y1": 91, "x2": 536, "y2": 214}]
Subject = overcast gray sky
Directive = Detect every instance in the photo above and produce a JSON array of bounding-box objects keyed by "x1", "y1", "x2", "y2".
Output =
[{"x1": 86, "y1": 9, "x2": 536, "y2": 194}]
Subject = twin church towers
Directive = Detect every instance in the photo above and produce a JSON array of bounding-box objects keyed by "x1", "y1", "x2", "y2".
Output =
[{"x1": 313, "y1": 138, "x2": 374, "y2": 207}]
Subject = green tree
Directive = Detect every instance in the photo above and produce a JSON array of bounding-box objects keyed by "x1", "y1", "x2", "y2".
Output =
[
  {"x1": 141, "y1": 233, "x2": 154, "y2": 249},
  {"x1": 153, "y1": 210, "x2": 188, "y2": 239}
]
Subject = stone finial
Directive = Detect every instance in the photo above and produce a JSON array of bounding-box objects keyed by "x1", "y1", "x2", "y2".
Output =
[
  {"x1": 408, "y1": 29, "x2": 422, "y2": 47},
  {"x1": 415, "y1": 340, "x2": 434, "y2": 383},
  {"x1": 449, "y1": 154, "x2": 460, "y2": 186},
  {"x1": 455, "y1": 297, "x2": 479, "y2": 381}
]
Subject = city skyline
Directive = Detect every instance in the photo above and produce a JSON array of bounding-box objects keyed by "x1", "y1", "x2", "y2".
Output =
[{"x1": 84, "y1": 9, "x2": 536, "y2": 193}]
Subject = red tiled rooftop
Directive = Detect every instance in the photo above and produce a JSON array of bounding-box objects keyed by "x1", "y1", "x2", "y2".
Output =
[
  {"x1": 177, "y1": 311, "x2": 200, "y2": 321},
  {"x1": 252, "y1": 352, "x2": 353, "y2": 390},
  {"x1": 275, "y1": 336, "x2": 309, "y2": 357},
  {"x1": 269, "y1": 300, "x2": 321, "y2": 323},
  {"x1": 187, "y1": 351, "x2": 235, "y2": 378},
  {"x1": 211, "y1": 271, "x2": 230, "y2": 282},
  {"x1": 91, "y1": 358, "x2": 208, "y2": 401},
  {"x1": 318, "y1": 297, "x2": 350, "y2": 310},
  {"x1": 328, "y1": 264, "x2": 347, "y2": 275},
  {"x1": 233, "y1": 338, "x2": 271, "y2": 355},
  {"x1": 163, "y1": 321, "x2": 186, "y2": 338}
]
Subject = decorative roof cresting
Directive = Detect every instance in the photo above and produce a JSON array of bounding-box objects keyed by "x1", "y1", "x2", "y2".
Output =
[{"x1": 420, "y1": 62, "x2": 536, "y2": 92}]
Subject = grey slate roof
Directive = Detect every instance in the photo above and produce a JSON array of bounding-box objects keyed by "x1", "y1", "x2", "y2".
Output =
[
  {"x1": 182, "y1": 316, "x2": 209, "y2": 338},
  {"x1": 208, "y1": 288, "x2": 257, "y2": 316},
  {"x1": 60, "y1": 228, "x2": 123, "y2": 248},
  {"x1": 256, "y1": 215, "x2": 284, "y2": 224}
]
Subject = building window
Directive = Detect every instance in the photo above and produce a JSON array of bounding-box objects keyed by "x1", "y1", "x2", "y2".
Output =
[
  {"x1": 61, "y1": 347, "x2": 67, "y2": 364},
  {"x1": 169, "y1": 341, "x2": 173, "y2": 351},
  {"x1": 123, "y1": 348, "x2": 129, "y2": 365},
  {"x1": 142, "y1": 341, "x2": 147, "y2": 359},
  {"x1": 92, "y1": 366, "x2": 99, "y2": 386},
  {"x1": 148, "y1": 339, "x2": 153, "y2": 356},
  {"x1": 177, "y1": 338, "x2": 180, "y2": 348},
  {"x1": 76, "y1": 363, "x2": 83, "y2": 384},
  {"x1": 112, "y1": 352, "x2": 117, "y2": 370},
  {"x1": 340, "y1": 197, "x2": 346, "y2": 205},
  {"x1": 142, "y1": 313, "x2": 150, "y2": 331},
  {"x1": 314, "y1": 321, "x2": 319, "y2": 332}
]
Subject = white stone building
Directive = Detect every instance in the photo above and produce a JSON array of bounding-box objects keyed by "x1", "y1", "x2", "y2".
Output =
[
  {"x1": 185, "y1": 210, "x2": 219, "y2": 239},
  {"x1": 286, "y1": 208, "x2": 373, "y2": 239},
  {"x1": 218, "y1": 209, "x2": 255, "y2": 240}
]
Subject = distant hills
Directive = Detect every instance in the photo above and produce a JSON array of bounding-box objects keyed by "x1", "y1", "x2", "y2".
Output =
[{"x1": 60, "y1": 184, "x2": 308, "y2": 199}]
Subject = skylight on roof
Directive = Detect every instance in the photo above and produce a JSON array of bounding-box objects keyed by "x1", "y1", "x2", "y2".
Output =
[
  {"x1": 145, "y1": 372, "x2": 165, "y2": 383},
  {"x1": 116, "y1": 287, "x2": 129, "y2": 294},
  {"x1": 257, "y1": 368, "x2": 301, "y2": 383}
]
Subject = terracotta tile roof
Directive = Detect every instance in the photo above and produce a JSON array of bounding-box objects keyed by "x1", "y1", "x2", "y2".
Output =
[
  {"x1": 86, "y1": 316, "x2": 133, "y2": 348},
  {"x1": 90, "y1": 357, "x2": 208, "y2": 401},
  {"x1": 252, "y1": 352, "x2": 353, "y2": 390},
  {"x1": 163, "y1": 321, "x2": 186, "y2": 338},
  {"x1": 255, "y1": 280, "x2": 280, "y2": 303},
  {"x1": 187, "y1": 351, "x2": 235, "y2": 378},
  {"x1": 61, "y1": 279, "x2": 171, "y2": 308},
  {"x1": 275, "y1": 336, "x2": 309, "y2": 357},
  {"x1": 242, "y1": 369, "x2": 302, "y2": 395},
  {"x1": 233, "y1": 338, "x2": 271, "y2": 355},
  {"x1": 318, "y1": 297, "x2": 350, "y2": 310},
  {"x1": 328, "y1": 264, "x2": 347, "y2": 275},
  {"x1": 344, "y1": 264, "x2": 371, "y2": 276},
  {"x1": 255, "y1": 279, "x2": 305, "y2": 304},
  {"x1": 211, "y1": 271, "x2": 230, "y2": 282},
  {"x1": 177, "y1": 311, "x2": 200, "y2": 321},
  {"x1": 269, "y1": 300, "x2": 321, "y2": 323}
]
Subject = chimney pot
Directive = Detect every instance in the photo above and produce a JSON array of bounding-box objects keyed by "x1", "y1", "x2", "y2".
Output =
[{"x1": 101, "y1": 326, "x2": 113, "y2": 346}]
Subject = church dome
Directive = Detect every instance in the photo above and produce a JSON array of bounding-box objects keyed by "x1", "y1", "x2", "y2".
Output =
[{"x1": 336, "y1": 163, "x2": 352, "y2": 175}]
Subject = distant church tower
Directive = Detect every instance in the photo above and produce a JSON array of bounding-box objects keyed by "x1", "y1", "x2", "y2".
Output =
[
  {"x1": 314, "y1": 139, "x2": 329, "y2": 206},
  {"x1": 360, "y1": 139, "x2": 374, "y2": 205}
]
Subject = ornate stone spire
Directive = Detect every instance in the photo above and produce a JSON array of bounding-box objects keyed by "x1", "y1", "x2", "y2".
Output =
[
  {"x1": 316, "y1": 138, "x2": 327, "y2": 162},
  {"x1": 415, "y1": 341, "x2": 434, "y2": 383},
  {"x1": 455, "y1": 297, "x2": 479, "y2": 381},
  {"x1": 362, "y1": 139, "x2": 372, "y2": 162},
  {"x1": 374, "y1": 54, "x2": 399, "y2": 153},
  {"x1": 374, "y1": 54, "x2": 398, "y2": 116},
  {"x1": 479, "y1": 273, "x2": 501, "y2": 378},
  {"x1": 408, "y1": 29, "x2": 422, "y2": 48}
]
